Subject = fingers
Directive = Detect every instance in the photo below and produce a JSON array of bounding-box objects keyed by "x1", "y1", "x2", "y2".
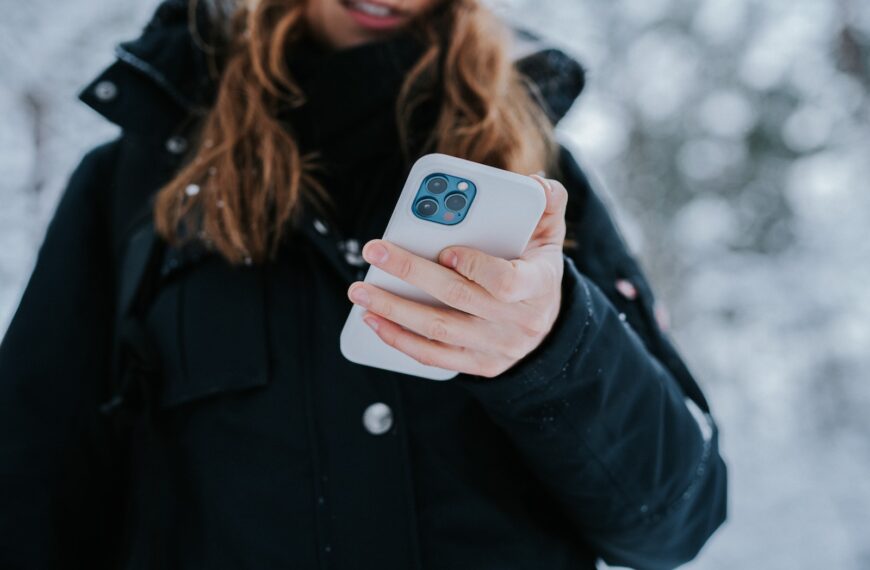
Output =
[
  {"x1": 346, "y1": 175, "x2": 569, "y2": 377},
  {"x1": 347, "y1": 282, "x2": 519, "y2": 355},
  {"x1": 433, "y1": 176, "x2": 567, "y2": 303},
  {"x1": 359, "y1": 312, "x2": 510, "y2": 378},
  {"x1": 361, "y1": 239, "x2": 517, "y2": 320},
  {"x1": 438, "y1": 246, "x2": 557, "y2": 305},
  {"x1": 528, "y1": 175, "x2": 569, "y2": 248}
]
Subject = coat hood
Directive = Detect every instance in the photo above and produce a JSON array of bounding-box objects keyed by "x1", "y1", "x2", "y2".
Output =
[{"x1": 79, "y1": 0, "x2": 585, "y2": 141}]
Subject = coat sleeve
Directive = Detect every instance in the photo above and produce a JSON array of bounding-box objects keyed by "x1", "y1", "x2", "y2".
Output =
[
  {"x1": 456, "y1": 148, "x2": 727, "y2": 570},
  {"x1": 0, "y1": 141, "x2": 123, "y2": 569}
]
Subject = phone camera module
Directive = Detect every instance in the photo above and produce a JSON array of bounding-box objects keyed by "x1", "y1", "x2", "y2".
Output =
[
  {"x1": 426, "y1": 176, "x2": 448, "y2": 194},
  {"x1": 412, "y1": 172, "x2": 476, "y2": 226},
  {"x1": 415, "y1": 197, "x2": 439, "y2": 217},
  {"x1": 444, "y1": 193, "x2": 467, "y2": 212}
]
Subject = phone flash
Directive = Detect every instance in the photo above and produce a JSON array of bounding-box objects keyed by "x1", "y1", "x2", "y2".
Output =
[
  {"x1": 457, "y1": 181, "x2": 469, "y2": 191},
  {"x1": 443, "y1": 212, "x2": 455, "y2": 221}
]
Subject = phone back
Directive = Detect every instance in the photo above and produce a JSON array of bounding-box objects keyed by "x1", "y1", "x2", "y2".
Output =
[{"x1": 339, "y1": 153, "x2": 546, "y2": 380}]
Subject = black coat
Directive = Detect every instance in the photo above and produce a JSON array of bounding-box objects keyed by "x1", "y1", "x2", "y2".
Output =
[{"x1": 0, "y1": 1, "x2": 726, "y2": 569}]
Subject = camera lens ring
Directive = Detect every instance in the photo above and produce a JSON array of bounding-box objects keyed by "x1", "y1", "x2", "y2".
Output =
[
  {"x1": 426, "y1": 176, "x2": 449, "y2": 194},
  {"x1": 415, "y1": 197, "x2": 439, "y2": 217},
  {"x1": 444, "y1": 192, "x2": 467, "y2": 212}
]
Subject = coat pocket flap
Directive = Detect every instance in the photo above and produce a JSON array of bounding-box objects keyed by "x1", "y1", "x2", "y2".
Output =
[{"x1": 148, "y1": 257, "x2": 269, "y2": 409}]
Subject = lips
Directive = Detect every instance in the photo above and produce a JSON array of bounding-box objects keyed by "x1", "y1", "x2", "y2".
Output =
[
  {"x1": 341, "y1": 0, "x2": 404, "y2": 18},
  {"x1": 340, "y1": 0, "x2": 409, "y2": 31}
]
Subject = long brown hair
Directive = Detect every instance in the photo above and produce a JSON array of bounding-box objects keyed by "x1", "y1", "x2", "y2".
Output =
[{"x1": 154, "y1": 0, "x2": 557, "y2": 264}]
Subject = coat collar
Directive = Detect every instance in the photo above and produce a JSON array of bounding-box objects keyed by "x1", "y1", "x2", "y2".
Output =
[{"x1": 79, "y1": 0, "x2": 585, "y2": 141}]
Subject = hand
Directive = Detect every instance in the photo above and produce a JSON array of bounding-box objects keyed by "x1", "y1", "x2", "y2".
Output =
[{"x1": 346, "y1": 175, "x2": 569, "y2": 378}]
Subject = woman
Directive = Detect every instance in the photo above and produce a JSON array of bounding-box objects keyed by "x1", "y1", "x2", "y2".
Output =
[{"x1": 0, "y1": 0, "x2": 726, "y2": 568}]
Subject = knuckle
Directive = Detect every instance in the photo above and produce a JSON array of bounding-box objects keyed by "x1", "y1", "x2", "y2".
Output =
[
  {"x1": 460, "y1": 251, "x2": 478, "y2": 276},
  {"x1": 396, "y1": 255, "x2": 415, "y2": 280},
  {"x1": 493, "y1": 270, "x2": 521, "y2": 303},
  {"x1": 426, "y1": 317, "x2": 451, "y2": 342},
  {"x1": 445, "y1": 279, "x2": 474, "y2": 308},
  {"x1": 372, "y1": 295, "x2": 393, "y2": 319}
]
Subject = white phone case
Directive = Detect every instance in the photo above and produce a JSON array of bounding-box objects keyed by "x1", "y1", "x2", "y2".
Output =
[{"x1": 339, "y1": 153, "x2": 547, "y2": 380}]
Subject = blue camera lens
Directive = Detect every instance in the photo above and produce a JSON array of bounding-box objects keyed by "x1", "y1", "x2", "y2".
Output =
[
  {"x1": 444, "y1": 193, "x2": 467, "y2": 212},
  {"x1": 415, "y1": 197, "x2": 439, "y2": 217},
  {"x1": 412, "y1": 173, "x2": 476, "y2": 226},
  {"x1": 426, "y1": 176, "x2": 448, "y2": 194}
]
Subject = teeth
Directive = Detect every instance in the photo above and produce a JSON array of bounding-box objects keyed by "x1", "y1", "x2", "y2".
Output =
[{"x1": 352, "y1": 1, "x2": 392, "y2": 17}]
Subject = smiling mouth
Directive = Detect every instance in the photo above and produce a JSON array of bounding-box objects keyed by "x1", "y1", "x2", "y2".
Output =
[{"x1": 341, "y1": 0, "x2": 405, "y2": 19}]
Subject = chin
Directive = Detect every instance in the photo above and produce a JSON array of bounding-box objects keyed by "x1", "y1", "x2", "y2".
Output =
[{"x1": 328, "y1": 22, "x2": 394, "y2": 49}]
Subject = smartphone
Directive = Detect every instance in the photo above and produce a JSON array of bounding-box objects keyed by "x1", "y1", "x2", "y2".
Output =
[{"x1": 339, "y1": 153, "x2": 547, "y2": 380}]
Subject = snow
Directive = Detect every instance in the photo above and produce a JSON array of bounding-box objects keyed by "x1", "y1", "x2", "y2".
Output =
[
  {"x1": 0, "y1": 0, "x2": 159, "y2": 329},
  {"x1": 513, "y1": 1, "x2": 870, "y2": 567},
  {"x1": 2, "y1": 0, "x2": 870, "y2": 568}
]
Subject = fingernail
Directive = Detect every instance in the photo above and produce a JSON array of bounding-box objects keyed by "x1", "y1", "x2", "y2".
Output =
[
  {"x1": 363, "y1": 316, "x2": 379, "y2": 331},
  {"x1": 363, "y1": 242, "x2": 388, "y2": 265},
  {"x1": 442, "y1": 249, "x2": 458, "y2": 268},
  {"x1": 349, "y1": 285, "x2": 370, "y2": 306},
  {"x1": 532, "y1": 174, "x2": 553, "y2": 193}
]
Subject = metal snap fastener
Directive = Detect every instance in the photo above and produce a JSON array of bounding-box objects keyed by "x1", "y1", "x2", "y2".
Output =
[
  {"x1": 165, "y1": 135, "x2": 188, "y2": 155},
  {"x1": 345, "y1": 251, "x2": 367, "y2": 267},
  {"x1": 343, "y1": 239, "x2": 360, "y2": 254},
  {"x1": 313, "y1": 218, "x2": 329, "y2": 235},
  {"x1": 362, "y1": 402, "x2": 393, "y2": 435},
  {"x1": 93, "y1": 80, "x2": 118, "y2": 102}
]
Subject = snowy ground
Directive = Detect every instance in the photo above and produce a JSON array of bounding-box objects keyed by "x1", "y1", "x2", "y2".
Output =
[{"x1": 2, "y1": 1, "x2": 870, "y2": 568}]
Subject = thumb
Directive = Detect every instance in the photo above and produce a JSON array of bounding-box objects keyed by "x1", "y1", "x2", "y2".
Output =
[{"x1": 528, "y1": 174, "x2": 568, "y2": 248}]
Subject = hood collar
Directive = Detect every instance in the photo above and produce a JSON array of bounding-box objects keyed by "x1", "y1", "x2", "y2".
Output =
[{"x1": 79, "y1": 0, "x2": 585, "y2": 140}]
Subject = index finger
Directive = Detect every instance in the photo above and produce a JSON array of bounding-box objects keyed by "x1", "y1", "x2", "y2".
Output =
[
  {"x1": 361, "y1": 239, "x2": 517, "y2": 321},
  {"x1": 438, "y1": 245, "x2": 556, "y2": 304}
]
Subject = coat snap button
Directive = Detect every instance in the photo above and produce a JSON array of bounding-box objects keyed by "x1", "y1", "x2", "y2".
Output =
[
  {"x1": 342, "y1": 239, "x2": 360, "y2": 254},
  {"x1": 313, "y1": 218, "x2": 329, "y2": 235},
  {"x1": 345, "y1": 251, "x2": 367, "y2": 267},
  {"x1": 341, "y1": 239, "x2": 367, "y2": 266},
  {"x1": 362, "y1": 402, "x2": 393, "y2": 435},
  {"x1": 93, "y1": 80, "x2": 118, "y2": 102},
  {"x1": 166, "y1": 135, "x2": 188, "y2": 155},
  {"x1": 615, "y1": 278, "x2": 638, "y2": 300}
]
